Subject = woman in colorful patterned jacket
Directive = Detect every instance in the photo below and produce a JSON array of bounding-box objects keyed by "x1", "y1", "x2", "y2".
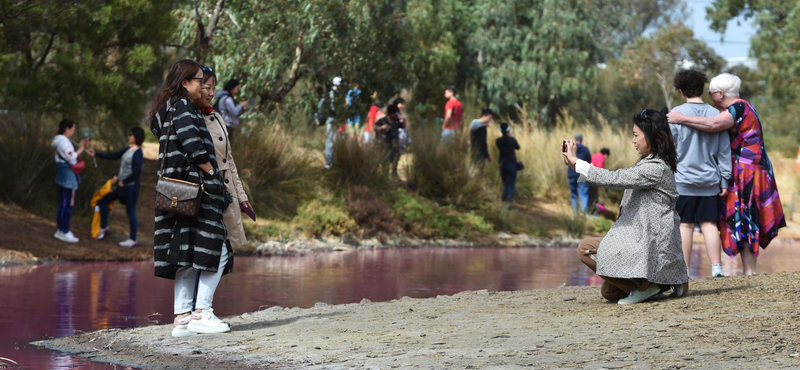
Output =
[{"x1": 667, "y1": 73, "x2": 786, "y2": 276}]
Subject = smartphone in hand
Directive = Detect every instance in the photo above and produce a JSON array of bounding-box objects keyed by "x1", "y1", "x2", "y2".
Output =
[{"x1": 562, "y1": 140, "x2": 567, "y2": 153}]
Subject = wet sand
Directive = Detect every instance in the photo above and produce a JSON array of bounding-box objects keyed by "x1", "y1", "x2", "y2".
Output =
[{"x1": 36, "y1": 271, "x2": 800, "y2": 370}]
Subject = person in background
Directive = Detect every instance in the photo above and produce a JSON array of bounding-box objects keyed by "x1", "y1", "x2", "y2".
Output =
[
  {"x1": 149, "y1": 59, "x2": 232, "y2": 337},
  {"x1": 375, "y1": 104, "x2": 405, "y2": 177},
  {"x1": 364, "y1": 92, "x2": 383, "y2": 144},
  {"x1": 470, "y1": 108, "x2": 494, "y2": 169},
  {"x1": 669, "y1": 69, "x2": 731, "y2": 278},
  {"x1": 667, "y1": 73, "x2": 786, "y2": 276},
  {"x1": 214, "y1": 79, "x2": 249, "y2": 130},
  {"x1": 346, "y1": 83, "x2": 362, "y2": 137},
  {"x1": 441, "y1": 87, "x2": 464, "y2": 141},
  {"x1": 52, "y1": 119, "x2": 88, "y2": 243},
  {"x1": 198, "y1": 66, "x2": 252, "y2": 251},
  {"x1": 87, "y1": 128, "x2": 145, "y2": 247},
  {"x1": 588, "y1": 148, "x2": 610, "y2": 213},
  {"x1": 567, "y1": 133, "x2": 592, "y2": 214},
  {"x1": 496, "y1": 123, "x2": 520, "y2": 203},
  {"x1": 571, "y1": 109, "x2": 687, "y2": 304},
  {"x1": 393, "y1": 97, "x2": 411, "y2": 155},
  {"x1": 323, "y1": 76, "x2": 343, "y2": 168}
]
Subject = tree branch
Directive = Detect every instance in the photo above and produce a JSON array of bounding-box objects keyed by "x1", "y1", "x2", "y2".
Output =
[
  {"x1": 265, "y1": 35, "x2": 305, "y2": 104},
  {"x1": 34, "y1": 31, "x2": 56, "y2": 70},
  {"x1": 193, "y1": 0, "x2": 206, "y2": 61}
]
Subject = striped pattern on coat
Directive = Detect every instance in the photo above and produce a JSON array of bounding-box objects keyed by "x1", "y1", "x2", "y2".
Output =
[{"x1": 150, "y1": 97, "x2": 233, "y2": 280}]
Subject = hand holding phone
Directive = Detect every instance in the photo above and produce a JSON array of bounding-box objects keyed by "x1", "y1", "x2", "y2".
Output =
[{"x1": 562, "y1": 140, "x2": 567, "y2": 153}]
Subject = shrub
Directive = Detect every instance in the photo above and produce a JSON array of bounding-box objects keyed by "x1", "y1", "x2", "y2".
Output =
[
  {"x1": 392, "y1": 189, "x2": 492, "y2": 239},
  {"x1": 293, "y1": 198, "x2": 358, "y2": 237},
  {"x1": 561, "y1": 214, "x2": 587, "y2": 238},
  {"x1": 405, "y1": 125, "x2": 490, "y2": 210},
  {"x1": 587, "y1": 217, "x2": 614, "y2": 235},
  {"x1": 234, "y1": 124, "x2": 319, "y2": 219},
  {"x1": 328, "y1": 136, "x2": 392, "y2": 193},
  {"x1": 346, "y1": 186, "x2": 398, "y2": 237}
]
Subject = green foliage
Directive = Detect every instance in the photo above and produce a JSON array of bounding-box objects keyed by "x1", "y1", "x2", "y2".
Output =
[
  {"x1": 234, "y1": 124, "x2": 319, "y2": 219},
  {"x1": 618, "y1": 23, "x2": 725, "y2": 110},
  {"x1": 561, "y1": 214, "x2": 587, "y2": 238},
  {"x1": 293, "y1": 198, "x2": 358, "y2": 237},
  {"x1": 706, "y1": 0, "x2": 800, "y2": 101},
  {"x1": 392, "y1": 189, "x2": 492, "y2": 239},
  {"x1": 405, "y1": 125, "x2": 490, "y2": 209},
  {"x1": 346, "y1": 186, "x2": 398, "y2": 237},
  {"x1": 327, "y1": 136, "x2": 392, "y2": 193},
  {"x1": 587, "y1": 217, "x2": 614, "y2": 235},
  {"x1": 0, "y1": 0, "x2": 173, "y2": 129}
]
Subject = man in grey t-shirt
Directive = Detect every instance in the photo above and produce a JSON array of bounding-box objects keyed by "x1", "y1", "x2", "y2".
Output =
[{"x1": 669, "y1": 69, "x2": 732, "y2": 278}]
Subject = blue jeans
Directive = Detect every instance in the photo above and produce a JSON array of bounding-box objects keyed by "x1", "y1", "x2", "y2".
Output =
[
  {"x1": 569, "y1": 177, "x2": 590, "y2": 214},
  {"x1": 500, "y1": 162, "x2": 518, "y2": 202},
  {"x1": 324, "y1": 118, "x2": 336, "y2": 167},
  {"x1": 98, "y1": 184, "x2": 139, "y2": 240},
  {"x1": 56, "y1": 186, "x2": 74, "y2": 233}
]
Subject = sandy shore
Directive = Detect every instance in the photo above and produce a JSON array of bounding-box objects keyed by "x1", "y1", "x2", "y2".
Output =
[{"x1": 35, "y1": 272, "x2": 800, "y2": 370}]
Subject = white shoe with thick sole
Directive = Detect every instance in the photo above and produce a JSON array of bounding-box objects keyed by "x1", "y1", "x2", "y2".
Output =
[
  {"x1": 618, "y1": 284, "x2": 661, "y2": 305},
  {"x1": 187, "y1": 309, "x2": 231, "y2": 334},
  {"x1": 119, "y1": 239, "x2": 138, "y2": 248},
  {"x1": 711, "y1": 264, "x2": 724, "y2": 277},
  {"x1": 56, "y1": 231, "x2": 79, "y2": 243},
  {"x1": 171, "y1": 315, "x2": 197, "y2": 338}
]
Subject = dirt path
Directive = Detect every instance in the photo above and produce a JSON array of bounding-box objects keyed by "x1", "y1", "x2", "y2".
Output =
[{"x1": 36, "y1": 272, "x2": 800, "y2": 370}]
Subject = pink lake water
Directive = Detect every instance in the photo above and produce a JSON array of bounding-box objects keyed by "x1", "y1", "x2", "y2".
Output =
[{"x1": 1, "y1": 241, "x2": 797, "y2": 369}]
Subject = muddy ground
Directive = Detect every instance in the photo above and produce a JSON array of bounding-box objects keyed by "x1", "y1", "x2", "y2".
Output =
[{"x1": 36, "y1": 272, "x2": 800, "y2": 370}]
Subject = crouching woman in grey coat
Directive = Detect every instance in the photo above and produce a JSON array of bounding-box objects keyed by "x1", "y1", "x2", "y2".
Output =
[{"x1": 563, "y1": 109, "x2": 688, "y2": 305}]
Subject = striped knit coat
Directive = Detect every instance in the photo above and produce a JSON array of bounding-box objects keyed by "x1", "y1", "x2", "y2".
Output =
[{"x1": 150, "y1": 97, "x2": 233, "y2": 279}]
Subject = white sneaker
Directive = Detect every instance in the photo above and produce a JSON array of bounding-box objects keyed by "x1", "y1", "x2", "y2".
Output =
[
  {"x1": 171, "y1": 315, "x2": 197, "y2": 338},
  {"x1": 711, "y1": 264, "x2": 724, "y2": 277},
  {"x1": 54, "y1": 230, "x2": 63, "y2": 239},
  {"x1": 618, "y1": 284, "x2": 661, "y2": 305},
  {"x1": 187, "y1": 309, "x2": 230, "y2": 334},
  {"x1": 119, "y1": 239, "x2": 138, "y2": 248},
  {"x1": 97, "y1": 227, "x2": 110, "y2": 240},
  {"x1": 56, "y1": 231, "x2": 79, "y2": 243}
]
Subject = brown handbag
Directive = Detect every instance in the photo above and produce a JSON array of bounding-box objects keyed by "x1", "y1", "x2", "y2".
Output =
[{"x1": 154, "y1": 104, "x2": 204, "y2": 217}]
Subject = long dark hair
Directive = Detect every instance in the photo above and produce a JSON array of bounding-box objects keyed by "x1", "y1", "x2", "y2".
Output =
[
  {"x1": 147, "y1": 59, "x2": 202, "y2": 123},
  {"x1": 632, "y1": 109, "x2": 677, "y2": 172},
  {"x1": 222, "y1": 78, "x2": 239, "y2": 105}
]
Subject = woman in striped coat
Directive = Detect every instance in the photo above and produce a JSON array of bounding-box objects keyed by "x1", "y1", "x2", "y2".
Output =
[{"x1": 148, "y1": 60, "x2": 233, "y2": 338}]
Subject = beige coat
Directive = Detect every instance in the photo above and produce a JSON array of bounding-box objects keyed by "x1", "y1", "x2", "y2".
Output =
[{"x1": 205, "y1": 112, "x2": 248, "y2": 248}]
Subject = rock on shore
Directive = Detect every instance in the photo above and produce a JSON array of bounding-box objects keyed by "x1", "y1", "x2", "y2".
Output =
[{"x1": 36, "y1": 272, "x2": 800, "y2": 370}]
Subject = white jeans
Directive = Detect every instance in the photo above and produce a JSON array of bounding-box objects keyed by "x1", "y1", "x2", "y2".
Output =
[{"x1": 173, "y1": 246, "x2": 229, "y2": 315}]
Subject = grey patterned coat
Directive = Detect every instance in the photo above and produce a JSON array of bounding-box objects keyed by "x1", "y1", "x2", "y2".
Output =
[{"x1": 584, "y1": 157, "x2": 688, "y2": 285}]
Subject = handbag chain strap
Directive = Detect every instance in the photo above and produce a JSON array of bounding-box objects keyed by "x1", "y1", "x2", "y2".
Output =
[{"x1": 157, "y1": 99, "x2": 205, "y2": 192}]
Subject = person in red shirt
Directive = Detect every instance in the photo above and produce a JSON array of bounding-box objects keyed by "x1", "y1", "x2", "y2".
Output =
[
  {"x1": 363, "y1": 91, "x2": 383, "y2": 144},
  {"x1": 442, "y1": 87, "x2": 464, "y2": 141},
  {"x1": 589, "y1": 148, "x2": 610, "y2": 214}
]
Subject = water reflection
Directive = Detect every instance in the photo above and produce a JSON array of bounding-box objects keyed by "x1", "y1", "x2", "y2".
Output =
[{"x1": 0, "y1": 242, "x2": 796, "y2": 369}]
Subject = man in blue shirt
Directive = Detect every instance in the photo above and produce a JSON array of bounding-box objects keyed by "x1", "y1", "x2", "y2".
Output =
[{"x1": 567, "y1": 133, "x2": 592, "y2": 214}]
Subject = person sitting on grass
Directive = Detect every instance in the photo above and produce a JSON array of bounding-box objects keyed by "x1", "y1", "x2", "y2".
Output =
[{"x1": 566, "y1": 109, "x2": 688, "y2": 304}]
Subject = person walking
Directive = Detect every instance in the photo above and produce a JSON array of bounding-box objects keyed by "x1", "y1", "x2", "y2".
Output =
[
  {"x1": 214, "y1": 79, "x2": 249, "y2": 130},
  {"x1": 567, "y1": 133, "x2": 592, "y2": 214},
  {"x1": 588, "y1": 148, "x2": 610, "y2": 213},
  {"x1": 323, "y1": 77, "x2": 343, "y2": 168},
  {"x1": 148, "y1": 60, "x2": 232, "y2": 337},
  {"x1": 571, "y1": 109, "x2": 688, "y2": 304},
  {"x1": 441, "y1": 87, "x2": 464, "y2": 141},
  {"x1": 52, "y1": 119, "x2": 88, "y2": 243},
  {"x1": 496, "y1": 123, "x2": 520, "y2": 203},
  {"x1": 669, "y1": 69, "x2": 732, "y2": 278},
  {"x1": 346, "y1": 83, "x2": 362, "y2": 136},
  {"x1": 470, "y1": 109, "x2": 494, "y2": 169},
  {"x1": 667, "y1": 73, "x2": 786, "y2": 276},
  {"x1": 197, "y1": 66, "x2": 252, "y2": 250},
  {"x1": 374, "y1": 104, "x2": 405, "y2": 178},
  {"x1": 87, "y1": 128, "x2": 145, "y2": 247}
]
